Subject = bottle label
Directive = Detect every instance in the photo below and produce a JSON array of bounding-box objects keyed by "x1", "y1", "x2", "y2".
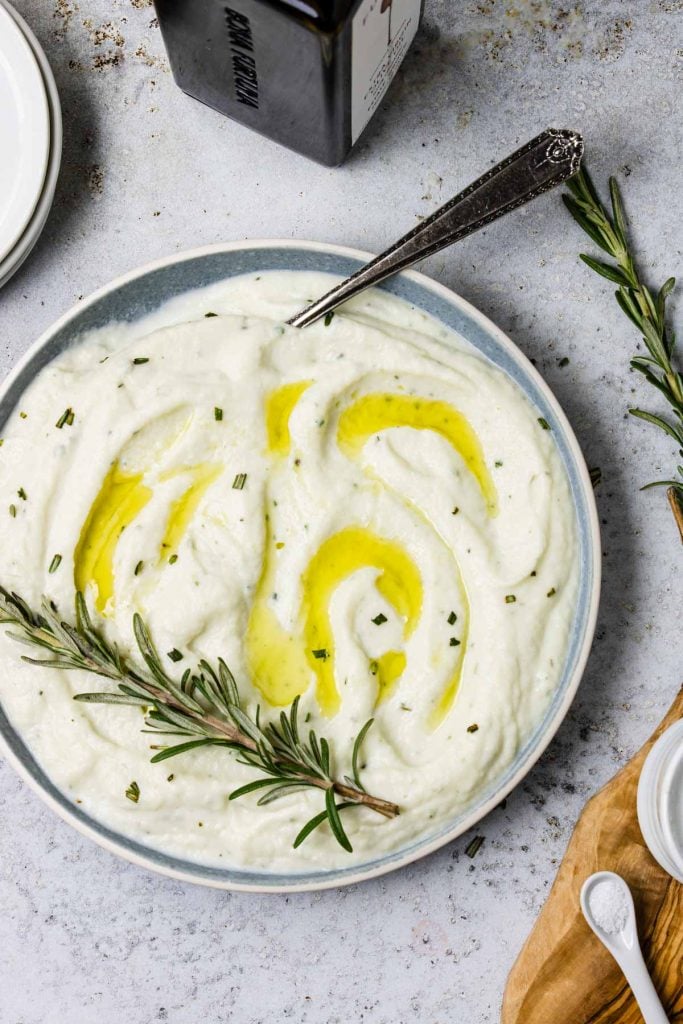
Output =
[{"x1": 351, "y1": 0, "x2": 421, "y2": 144}]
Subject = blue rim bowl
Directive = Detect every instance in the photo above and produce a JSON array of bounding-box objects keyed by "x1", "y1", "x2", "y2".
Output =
[{"x1": 0, "y1": 241, "x2": 601, "y2": 892}]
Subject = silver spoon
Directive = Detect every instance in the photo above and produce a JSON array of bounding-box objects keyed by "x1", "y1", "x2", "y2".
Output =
[
  {"x1": 580, "y1": 871, "x2": 670, "y2": 1024},
  {"x1": 288, "y1": 127, "x2": 583, "y2": 329}
]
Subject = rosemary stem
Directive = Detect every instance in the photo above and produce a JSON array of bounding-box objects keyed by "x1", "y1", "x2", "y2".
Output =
[{"x1": 115, "y1": 669, "x2": 400, "y2": 818}]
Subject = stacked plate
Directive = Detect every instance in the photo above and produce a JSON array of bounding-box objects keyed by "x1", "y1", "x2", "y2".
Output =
[{"x1": 0, "y1": 0, "x2": 62, "y2": 290}]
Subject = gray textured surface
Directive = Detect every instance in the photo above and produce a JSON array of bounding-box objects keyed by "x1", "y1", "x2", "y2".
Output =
[{"x1": 0, "y1": 1, "x2": 681, "y2": 1022}]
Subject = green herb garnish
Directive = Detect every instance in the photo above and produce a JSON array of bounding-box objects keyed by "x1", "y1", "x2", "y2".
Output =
[
  {"x1": 312, "y1": 648, "x2": 329, "y2": 660},
  {"x1": 8, "y1": 505, "x2": 16, "y2": 518},
  {"x1": 17, "y1": 488, "x2": 26, "y2": 501},
  {"x1": 537, "y1": 417, "x2": 550, "y2": 431},
  {"x1": 134, "y1": 560, "x2": 144, "y2": 576},
  {"x1": 125, "y1": 781, "x2": 140, "y2": 803},
  {"x1": 372, "y1": 613, "x2": 387, "y2": 625},
  {"x1": 465, "y1": 835, "x2": 485, "y2": 858},
  {"x1": 447, "y1": 611, "x2": 457, "y2": 625},
  {"x1": 467, "y1": 723, "x2": 479, "y2": 733},
  {"x1": 214, "y1": 407, "x2": 223, "y2": 421},
  {"x1": 449, "y1": 637, "x2": 461, "y2": 647},
  {"x1": 168, "y1": 554, "x2": 178, "y2": 565},
  {"x1": 0, "y1": 587, "x2": 398, "y2": 851},
  {"x1": 563, "y1": 168, "x2": 683, "y2": 540},
  {"x1": 204, "y1": 312, "x2": 218, "y2": 318},
  {"x1": 232, "y1": 473, "x2": 247, "y2": 490},
  {"x1": 56, "y1": 407, "x2": 75, "y2": 429},
  {"x1": 48, "y1": 554, "x2": 62, "y2": 574},
  {"x1": 505, "y1": 595, "x2": 516, "y2": 604},
  {"x1": 324, "y1": 312, "x2": 335, "y2": 326},
  {"x1": 167, "y1": 648, "x2": 183, "y2": 663},
  {"x1": 132, "y1": 357, "x2": 149, "y2": 365}
]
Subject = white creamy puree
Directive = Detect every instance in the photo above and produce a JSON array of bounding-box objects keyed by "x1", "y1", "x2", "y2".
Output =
[{"x1": 0, "y1": 271, "x2": 578, "y2": 872}]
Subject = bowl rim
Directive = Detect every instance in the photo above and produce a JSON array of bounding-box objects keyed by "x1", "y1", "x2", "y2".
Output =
[{"x1": 0, "y1": 238, "x2": 601, "y2": 892}]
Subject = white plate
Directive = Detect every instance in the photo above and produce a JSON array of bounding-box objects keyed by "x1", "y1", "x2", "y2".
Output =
[
  {"x1": 0, "y1": 3, "x2": 50, "y2": 264},
  {"x1": 0, "y1": 0, "x2": 61, "y2": 289}
]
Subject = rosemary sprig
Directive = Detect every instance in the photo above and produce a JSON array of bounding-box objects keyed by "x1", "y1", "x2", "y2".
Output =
[
  {"x1": 0, "y1": 587, "x2": 399, "y2": 851},
  {"x1": 563, "y1": 168, "x2": 683, "y2": 541}
]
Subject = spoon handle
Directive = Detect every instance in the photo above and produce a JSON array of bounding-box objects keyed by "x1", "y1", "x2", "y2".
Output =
[
  {"x1": 614, "y1": 949, "x2": 671, "y2": 1024},
  {"x1": 287, "y1": 127, "x2": 583, "y2": 328}
]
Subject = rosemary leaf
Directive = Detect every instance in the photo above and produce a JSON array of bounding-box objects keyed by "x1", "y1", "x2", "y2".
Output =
[{"x1": 325, "y1": 787, "x2": 352, "y2": 853}]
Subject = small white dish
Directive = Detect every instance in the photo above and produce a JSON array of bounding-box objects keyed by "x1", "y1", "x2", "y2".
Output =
[
  {"x1": 580, "y1": 872, "x2": 669, "y2": 1024},
  {"x1": 0, "y1": 3, "x2": 50, "y2": 264},
  {"x1": 0, "y1": 0, "x2": 62, "y2": 290},
  {"x1": 637, "y1": 720, "x2": 683, "y2": 883}
]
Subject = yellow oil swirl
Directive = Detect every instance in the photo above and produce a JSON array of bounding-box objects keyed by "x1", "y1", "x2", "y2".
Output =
[
  {"x1": 245, "y1": 517, "x2": 314, "y2": 708},
  {"x1": 266, "y1": 380, "x2": 312, "y2": 455},
  {"x1": 337, "y1": 392, "x2": 497, "y2": 514},
  {"x1": 159, "y1": 464, "x2": 222, "y2": 560},
  {"x1": 301, "y1": 527, "x2": 422, "y2": 715},
  {"x1": 74, "y1": 463, "x2": 152, "y2": 613},
  {"x1": 246, "y1": 525, "x2": 422, "y2": 715},
  {"x1": 75, "y1": 459, "x2": 221, "y2": 611}
]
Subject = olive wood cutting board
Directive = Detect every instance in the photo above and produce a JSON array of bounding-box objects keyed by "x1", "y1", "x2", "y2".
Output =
[{"x1": 501, "y1": 685, "x2": 683, "y2": 1024}]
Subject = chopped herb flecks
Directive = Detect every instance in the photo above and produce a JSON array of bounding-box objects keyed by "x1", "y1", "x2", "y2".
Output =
[
  {"x1": 214, "y1": 407, "x2": 223, "y2": 421},
  {"x1": 452, "y1": 506, "x2": 460, "y2": 515},
  {"x1": 558, "y1": 356, "x2": 570, "y2": 367},
  {"x1": 449, "y1": 637, "x2": 461, "y2": 647},
  {"x1": 56, "y1": 407, "x2": 75, "y2": 429},
  {"x1": 48, "y1": 554, "x2": 62, "y2": 574},
  {"x1": 369, "y1": 660, "x2": 378, "y2": 675},
  {"x1": 168, "y1": 554, "x2": 178, "y2": 565},
  {"x1": 8, "y1": 504, "x2": 16, "y2": 518},
  {"x1": 134, "y1": 560, "x2": 144, "y2": 576},
  {"x1": 204, "y1": 312, "x2": 218, "y2": 318},
  {"x1": 312, "y1": 648, "x2": 329, "y2": 660},
  {"x1": 494, "y1": 460, "x2": 503, "y2": 468},
  {"x1": 167, "y1": 648, "x2": 183, "y2": 662},
  {"x1": 17, "y1": 488, "x2": 27, "y2": 501},
  {"x1": 538, "y1": 417, "x2": 550, "y2": 431},
  {"x1": 232, "y1": 473, "x2": 247, "y2": 490},
  {"x1": 505, "y1": 594, "x2": 516, "y2": 604},
  {"x1": 372, "y1": 613, "x2": 387, "y2": 625},
  {"x1": 447, "y1": 611, "x2": 457, "y2": 625},
  {"x1": 125, "y1": 781, "x2": 140, "y2": 803},
  {"x1": 465, "y1": 835, "x2": 485, "y2": 858},
  {"x1": 324, "y1": 312, "x2": 335, "y2": 326},
  {"x1": 589, "y1": 466, "x2": 602, "y2": 488},
  {"x1": 467, "y1": 723, "x2": 479, "y2": 733},
  {"x1": 547, "y1": 587, "x2": 557, "y2": 598},
  {"x1": 132, "y1": 357, "x2": 149, "y2": 365}
]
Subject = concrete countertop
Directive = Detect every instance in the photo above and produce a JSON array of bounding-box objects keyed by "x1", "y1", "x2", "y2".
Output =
[{"x1": 0, "y1": 2, "x2": 680, "y2": 1021}]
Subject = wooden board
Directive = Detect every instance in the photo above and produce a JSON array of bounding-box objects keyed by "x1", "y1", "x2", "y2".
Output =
[{"x1": 502, "y1": 685, "x2": 683, "y2": 1024}]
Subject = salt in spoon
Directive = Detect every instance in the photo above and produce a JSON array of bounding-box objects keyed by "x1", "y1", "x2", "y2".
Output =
[
  {"x1": 288, "y1": 127, "x2": 583, "y2": 328},
  {"x1": 580, "y1": 871, "x2": 670, "y2": 1024}
]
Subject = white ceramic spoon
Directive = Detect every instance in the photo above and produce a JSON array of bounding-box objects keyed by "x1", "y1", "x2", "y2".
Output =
[{"x1": 580, "y1": 871, "x2": 670, "y2": 1024}]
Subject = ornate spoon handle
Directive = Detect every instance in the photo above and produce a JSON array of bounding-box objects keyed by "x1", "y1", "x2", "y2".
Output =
[{"x1": 287, "y1": 127, "x2": 583, "y2": 329}]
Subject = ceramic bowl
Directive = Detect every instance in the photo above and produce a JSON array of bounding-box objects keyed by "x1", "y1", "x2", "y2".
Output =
[{"x1": 0, "y1": 241, "x2": 601, "y2": 891}]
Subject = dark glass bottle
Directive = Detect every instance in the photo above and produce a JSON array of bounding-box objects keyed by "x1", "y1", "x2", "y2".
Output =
[{"x1": 153, "y1": 0, "x2": 424, "y2": 166}]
